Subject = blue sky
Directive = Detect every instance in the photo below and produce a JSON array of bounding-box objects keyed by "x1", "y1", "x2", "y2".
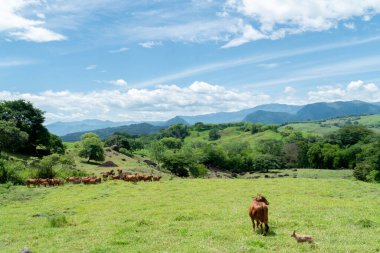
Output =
[{"x1": 1, "y1": 0, "x2": 380, "y2": 123}]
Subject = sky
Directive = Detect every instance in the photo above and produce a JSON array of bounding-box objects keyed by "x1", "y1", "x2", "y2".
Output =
[{"x1": 1, "y1": 0, "x2": 380, "y2": 123}]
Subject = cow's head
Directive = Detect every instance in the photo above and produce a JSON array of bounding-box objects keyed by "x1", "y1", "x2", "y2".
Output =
[{"x1": 254, "y1": 194, "x2": 270, "y2": 205}]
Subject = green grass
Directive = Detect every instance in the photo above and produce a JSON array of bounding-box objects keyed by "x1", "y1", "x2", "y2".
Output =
[{"x1": 1, "y1": 177, "x2": 379, "y2": 253}]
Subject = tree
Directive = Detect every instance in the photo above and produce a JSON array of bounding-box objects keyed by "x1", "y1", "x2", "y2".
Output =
[
  {"x1": 149, "y1": 141, "x2": 166, "y2": 163},
  {"x1": 327, "y1": 125, "x2": 373, "y2": 147},
  {"x1": 0, "y1": 120, "x2": 28, "y2": 154},
  {"x1": 257, "y1": 139, "x2": 283, "y2": 156},
  {"x1": 307, "y1": 143, "x2": 322, "y2": 168},
  {"x1": 104, "y1": 134, "x2": 131, "y2": 150},
  {"x1": 78, "y1": 133, "x2": 105, "y2": 162},
  {"x1": 209, "y1": 128, "x2": 221, "y2": 141},
  {"x1": 159, "y1": 137, "x2": 182, "y2": 150},
  {"x1": 160, "y1": 124, "x2": 190, "y2": 140},
  {"x1": 252, "y1": 154, "x2": 282, "y2": 173},
  {"x1": 46, "y1": 134, "x2": 65, "y2": 154},
  {"x1": 0, "y1": 100, "x2": 49, "y2": 153},
  {"x1": 161, "y1": 150, "x2": 190, "y2": 177}
]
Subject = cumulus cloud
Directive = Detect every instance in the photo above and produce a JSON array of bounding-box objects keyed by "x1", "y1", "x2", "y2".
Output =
[
  {"x1": 223, "y1": 0, "x2": 380, "y2": 47},
  {"x1": 0, "y1": 0, "x2": 66, "y2": 42},
  {"x1": 108, "y1": 79, "x2": 128, "y2": 88},
  {"x1": 0, "y1": 82, "x2": 271, "y2": 122},
  {"x1": 308, "y1": 80, "x2": 380, "y2": 102}
]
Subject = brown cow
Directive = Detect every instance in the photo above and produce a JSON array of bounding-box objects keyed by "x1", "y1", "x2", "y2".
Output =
[
  {"x1": 26, "y1": 179, "x2": 40, "y2": 187},
  {"x1": 153, "y1": 176, "x2": 162, "y2": 181},
  {"x1": 248, "y1": 194, "x2": 269, "y2": 235}
]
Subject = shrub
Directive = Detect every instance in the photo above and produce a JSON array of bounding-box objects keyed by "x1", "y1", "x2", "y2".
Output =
[
  {"x1": 189, "y1": 164, "x2": 208, "y2": 178},
  {"x1": 48, "y1": 214, "x2": 68, "y2": 228},
  {"x1": 353, "y1": 163, "x2": 372, "y2": 181}
]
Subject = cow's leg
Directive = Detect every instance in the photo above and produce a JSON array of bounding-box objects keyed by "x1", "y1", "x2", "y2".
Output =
[
  {"x1": 265, "y1": 224, "x2": 269, "y2": 235},
  {"x1": 251, "y1": 218, "x2": 256, "y2": 232}
]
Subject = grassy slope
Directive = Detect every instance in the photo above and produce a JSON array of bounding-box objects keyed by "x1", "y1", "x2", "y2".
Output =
[
  {"x1": 280, "y1": 114, "x2": 380, "y2": 135},
  {"x1": 1, "y1": 177, "x2": 379, "y2": 253},
  {"x1": 185, "y1": 127, "x2": 282, "y2": 151},
  {"x1": 64, "y1": 142, "x2": 167, "y2": 177}
]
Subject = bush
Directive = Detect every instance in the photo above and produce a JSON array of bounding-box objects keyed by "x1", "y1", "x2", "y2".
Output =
[
  {"x1": 119, "y1": 147, "x2": 134, "y2": 157},
  {"x1": 0, "y1": 158, "x2": 25, "y2": 184},
  {"x1": 353, "y1": 163, "x2": 372, "y2": 181},
  {"x1": 48, "y1": 214, "x2": 68, "y2": 228},
  {"x1": 189, "y1": 164, "x2": 208, "y2": 178}
]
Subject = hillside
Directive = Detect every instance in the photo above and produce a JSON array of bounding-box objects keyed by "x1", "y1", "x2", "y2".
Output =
[
  {"x1": 279, "y1": 114, "x2": 380, "y2": 135},
  {"x1": 244, "y1": 101, "x2": 380, "y2": 124},
  {"x1": 61, "y1": 123, "x2": 164, "y2": 142}
]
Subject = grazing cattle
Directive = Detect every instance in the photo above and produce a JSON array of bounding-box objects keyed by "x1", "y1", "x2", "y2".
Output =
[
  {"x1": 124, "y1": 175, "x2": 138, "y2": 182},
  {"x1": 153, "y1": 176, "x2": 162, "y2": 181},
  {"x1": 26, "y1": 179, "x2": 40, "y2": 187},
  {"x1": 248, "y1": 194, "x2": 269, "y2": 235}
]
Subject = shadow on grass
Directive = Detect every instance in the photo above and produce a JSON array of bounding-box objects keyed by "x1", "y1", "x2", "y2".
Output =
[
  {"x1": 253, "y1": 227, "x2": 277, "y2": 237},
  {"x1": 80, "y1": 161, "x2": 102, "y2": 165}
]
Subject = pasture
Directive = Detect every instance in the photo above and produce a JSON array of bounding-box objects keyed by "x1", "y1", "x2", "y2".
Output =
[{"x1": 1, "y1": 176, "x2": 379, "y2": 253}]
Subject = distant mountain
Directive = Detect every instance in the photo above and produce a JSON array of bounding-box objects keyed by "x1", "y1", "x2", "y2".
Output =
[
  {"x1": 46, "y1": 119, "x2": 136, "y2": 136},
  {"x1": 163, "y1": 116, "x2": 189, "y2": 126},
  {"x1": 180, "y1": 103, "x2": 302, "y2": 124},
  {"x1": 244, "y1": 101, "x2": 380, "y2": 124},
  {"x1": 244, "y1": 110, "x2": 297, "y2": 124},
  {"x1": 61, "y1": 123, "x2": 164, "y2": 142}
]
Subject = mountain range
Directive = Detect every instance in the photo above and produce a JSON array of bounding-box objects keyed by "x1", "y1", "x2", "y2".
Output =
[{"x1": 48, "y1": 100, "x2": 380, "y2": 141}]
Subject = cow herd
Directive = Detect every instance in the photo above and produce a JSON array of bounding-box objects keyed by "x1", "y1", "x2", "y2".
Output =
[
  {"x1": 26, "y1": 178, "x2": 64, "y2": 187},
  {"x1": 26, "y1": 169, "x2": 162, "y2": 187},
  {"x1": 100, "y1": 169, "x2": 162, "y2": 182}
]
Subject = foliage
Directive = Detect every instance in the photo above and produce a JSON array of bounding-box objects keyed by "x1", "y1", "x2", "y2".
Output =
[
  {"x1": 257, "y1": 139, "x2": 283, "y2": 156},
  {"x1": 159, "y1": 137, "x2": 182, "y2": 150},
  {"x1": 252, "y1": 154, "x2": 282, "y2": 172},
  {"x1": 149, "y1": 141, "x2": 166, "y2": 163},
  {"x1": 0, "y1": 99, "x2": 50, "y2": 153},
  {"x1": 0, "y1": 120, "x2": 29, "y2": 153},
  {"x1": 0, "y1": 158, "x2": 25, "y2": 184},
  {"x1": 104, "y1": 134, "x2": 131, "y2": 150},
  {"x1": 208, "y1": 128, "x2": 221, "y2": 141},
  {"x1": 46, "y1": 134, "x2": 65, "y2": 154},
  {"x1": 160, "y1": 124, "x2": 190, "y2": 140},
  {"x1": 189, "y1": 164, "x2": 208, "y2": 178},
  {"x1": 78, "y1": 133, "x2": 105, "y2": 162}
]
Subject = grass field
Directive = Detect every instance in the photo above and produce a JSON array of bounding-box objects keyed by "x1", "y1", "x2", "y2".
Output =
[{"x1": 1, "y1": 175, "x2": 379, "y2": 253}]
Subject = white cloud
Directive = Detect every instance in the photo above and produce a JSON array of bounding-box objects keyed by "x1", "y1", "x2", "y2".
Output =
[
  {"x1": 0, "y1": 0, "x2": 66, "y2": 42},
  {"x1": 223, "y1": 0, "x2": 380, "y2": 47},
  {"x1": 109, "y1": 47, "x2": 129, "y2": 53},
  {"x1": 108, "y1": 79, "x2": 128, "y2": 88},
  {"x1": 138, "y1": 41, "x2": 162, "y2": 48},
  {"x1": 85, "y1": 65, "x2": 97, "y2": 70},
  {"x1": 9, "y1": 26, "x2": 66, "y2": 42},
  {"x1": 0, "y1": 82, "x2": 271, "y2": 122},
  {"x1": 343, "y1": 22, "x2": 355, "y2": 30},
  {"x1": 283, "y1": 86, "x2": 296, "y2": 95},
  {"x1": 307, "y1": 80, "x2": 380, "y2": 102}
]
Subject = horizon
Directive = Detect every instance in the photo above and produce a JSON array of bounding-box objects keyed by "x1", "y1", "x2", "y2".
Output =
[
  {"x1": 1, "y1": 1, "x2": 380, "y2": 123},
  {"x1": 45, "y1": 99, "x2": 380, "y2": 125}
]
